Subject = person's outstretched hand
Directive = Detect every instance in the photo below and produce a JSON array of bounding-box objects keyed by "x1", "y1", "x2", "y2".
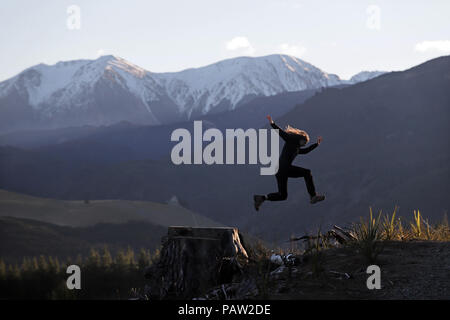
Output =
[
  {"x1": 317, "y1": 136, "x2": 323, "y2": 145},
  {"x1": 266, "y1": 115, "x2": 273, "y2": 124}
]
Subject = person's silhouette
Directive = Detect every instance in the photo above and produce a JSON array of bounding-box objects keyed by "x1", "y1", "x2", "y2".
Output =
[{"x1": 253, "y1": 115, "x2": 325, "y2": 211}]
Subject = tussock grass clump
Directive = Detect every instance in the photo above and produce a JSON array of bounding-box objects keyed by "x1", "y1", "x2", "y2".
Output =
[
  {"x1": 401, "y1": 210, "x2": 450, "y2": 241},
  {"x1": 350, "y1": 207, "x2": 450, "y2": 263},
  {"x1": 353, "y1": 207, "x2": 450, "y2": 242},
  {"x1": 349, "y1": 207, "x2": 450, "y2": 263},
  {"x1": 382, "y1": 206, "x2": 398, "y2": 240},
  {"x1": 350, "y1": 208, "x2": 384, "y2": 263}
]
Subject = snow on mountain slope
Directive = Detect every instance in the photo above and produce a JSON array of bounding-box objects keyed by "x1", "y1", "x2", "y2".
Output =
[
  {"x1": 2, "y1": 56, "x2": 164, "y2": 116},
  {"x1": 0, "y1": 54, "x2": 372, "y2": 132},
  {"x1": 348, "y1": 71, "x2": 387, "y2": 84},
  {"x1": 0, "y1": 55, "x2": 172, "y2": 132},
  {"x1": 156, "y1": 54, "x2": 340, "y2": 115},
  {"x1": 29, "y1": 60, "x2": 91, "y2": 106}
]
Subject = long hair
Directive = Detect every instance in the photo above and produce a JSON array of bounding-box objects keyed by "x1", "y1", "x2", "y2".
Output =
[{"x1": 285, "y1": 125, "x2": 309, "y2": 143}]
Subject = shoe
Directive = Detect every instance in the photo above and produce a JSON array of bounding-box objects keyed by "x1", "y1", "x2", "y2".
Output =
[
  {"x1": 310, "y1": 194, "x2": 325, "y2": 204},
  {"x1": 253, "y1": 195, "x2": 265, "y2": 211}
]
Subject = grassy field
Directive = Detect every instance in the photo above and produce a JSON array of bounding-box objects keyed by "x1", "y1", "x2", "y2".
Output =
[
  {"x1": 0, "y1": 189, "x2": 225, "y2": 264},
  {"x1": 0, "y1": 189, "x2": 224, "y2": 228}
]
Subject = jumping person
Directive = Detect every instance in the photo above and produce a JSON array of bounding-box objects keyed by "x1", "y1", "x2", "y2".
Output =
[{"x1": 253, "y1": 115, "x2": 325, "y2": 211}]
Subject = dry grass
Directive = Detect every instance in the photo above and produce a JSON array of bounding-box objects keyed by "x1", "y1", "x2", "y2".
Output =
[
  {"x1": 353, "y1": 207, "x2": 450, "y2": 242},
  {"x1": 348, "y1": 207, "x2": 450, "y2": 263}
]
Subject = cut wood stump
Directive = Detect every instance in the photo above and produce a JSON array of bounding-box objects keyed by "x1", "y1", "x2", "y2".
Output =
[{"x1": 145, "y1": 226, "x2": 248, "y2": 299}]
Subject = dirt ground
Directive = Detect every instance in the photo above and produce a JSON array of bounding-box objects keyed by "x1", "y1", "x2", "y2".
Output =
[{"x1": 265, "y1": 241, "x2": 450, "y2": 300}]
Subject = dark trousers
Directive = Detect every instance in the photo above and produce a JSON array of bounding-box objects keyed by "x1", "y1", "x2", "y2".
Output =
[{"x1": 267, "y1": 166, "x2": 316, "y2": 201}]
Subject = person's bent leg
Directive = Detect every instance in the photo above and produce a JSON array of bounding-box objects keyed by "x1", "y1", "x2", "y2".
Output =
[
  {"x1": 266, "y1": 172, "x2": 288, "y2": 201},
  {"x1": 287, "y1": 166, "x2": 316, "y2": 198},
  {"x1": 254, "y1": 172, "x2": 288, "y2": 210},
  {"x1": 303, "y1": 169, "x2": 317, "y2": 198}
]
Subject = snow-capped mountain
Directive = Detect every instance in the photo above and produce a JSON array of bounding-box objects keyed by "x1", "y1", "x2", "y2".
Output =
[
  {"x1": 0, "y1": 55, "x2": 177, "y2": 132},
  {"x1": 348, "y1": 71, "x2": 386, "y2": 84},
  {"x1": 154, "y1": 55, "x2": 341, "y2": 117},
  {"x1": 0, "y1": 54, "x2": 365, "y2": 133}
]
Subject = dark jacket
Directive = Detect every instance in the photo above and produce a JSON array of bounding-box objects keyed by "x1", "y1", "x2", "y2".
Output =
[{"x1": 271, "y1": 121, "x2": 318, "y2": 169}]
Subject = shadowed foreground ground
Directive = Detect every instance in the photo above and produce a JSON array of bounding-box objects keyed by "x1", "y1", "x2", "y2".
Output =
[{"x1": 265, "y1": 241, "x2": 450, "y2": 299}]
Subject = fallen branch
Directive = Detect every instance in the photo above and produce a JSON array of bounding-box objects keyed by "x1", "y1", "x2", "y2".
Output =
[{"x1": 288, "y1": 225, "x2": 356, "y2": 245}]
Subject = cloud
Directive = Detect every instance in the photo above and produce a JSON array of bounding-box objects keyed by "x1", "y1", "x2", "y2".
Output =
[
  {"x1": 225, "y1": 37, "x2": 255, "y2": 55},
  {"x1": 96, "y1": 49, "x2": 105, "y2": 57},
  {"x1": 279, "y1": 43, "x2": 307, "y2": 57},
  {"x1": 414, "y1": 40, "x2": 450, "y2": 53}
]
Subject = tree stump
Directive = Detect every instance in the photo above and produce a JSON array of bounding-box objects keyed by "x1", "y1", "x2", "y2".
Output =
[{"x1": 146, "y1": 226, "x2": 248, "y2": 299}]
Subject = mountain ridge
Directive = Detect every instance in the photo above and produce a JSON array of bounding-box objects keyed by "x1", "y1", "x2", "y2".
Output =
[{"x1": 0, "y1": 54, "x2": 385, "y2": 133}]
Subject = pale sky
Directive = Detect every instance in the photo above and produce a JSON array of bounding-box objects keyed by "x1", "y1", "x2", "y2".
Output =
[{"x1": 1, "y1": 0, "x2": 449, "y2": 81}]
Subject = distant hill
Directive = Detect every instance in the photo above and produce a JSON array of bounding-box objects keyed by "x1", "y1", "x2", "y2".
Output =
[
  {"x1": 0, "y1": 88, "x2": 317, "y2": 150},
  {"x1": 0, "y1": 216, "x2": 167, "y2": 264},
  {"x1": 0, "y1": 190, "x2": 224, "y2": 228},
  {"x1": 0, "y1": 125, "x2": 102, "y2": 149},
  {"x1": 0, "y1": 190, "x2": 225, "y2": 263},
  {"x1": 347, "y1": 70, "x2": 386, "y2": 83}
]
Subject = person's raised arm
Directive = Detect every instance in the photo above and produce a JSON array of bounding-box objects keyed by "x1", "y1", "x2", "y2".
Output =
[
  {"x1": 298, "y1": 136, "x2": 322, "y2": 154},
  {"x1": 267, "y1": 115, "x2": 291, "y2": 142}
]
